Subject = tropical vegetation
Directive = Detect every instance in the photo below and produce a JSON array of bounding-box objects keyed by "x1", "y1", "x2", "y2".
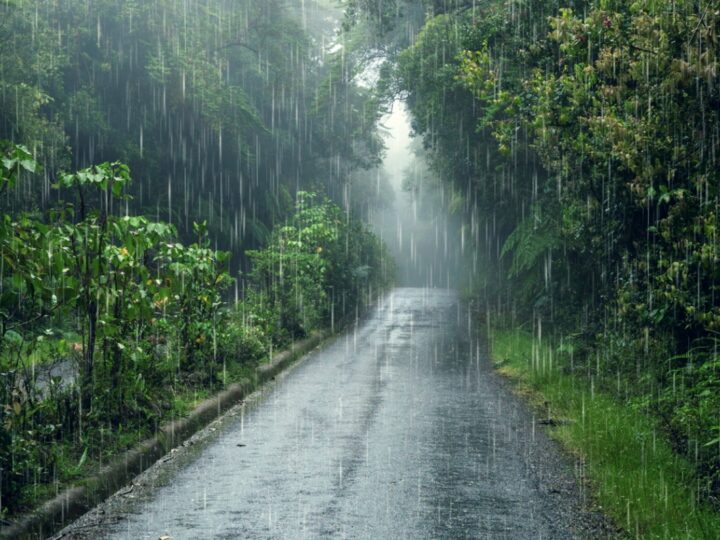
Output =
[
  {"x1": 346, "y1": 0, "x2": 720, "y2": 528},
  {"x1": 0, "y1": 0, "x2": 392, "y2": 517},
  {"x1": 0, "y1": 145, "x2": 390, "y2": 514}
]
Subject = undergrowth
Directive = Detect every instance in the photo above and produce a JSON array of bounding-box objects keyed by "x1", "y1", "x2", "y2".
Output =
[{"x1": 491, "y1": 327, "x2": 720, "y2": 539}]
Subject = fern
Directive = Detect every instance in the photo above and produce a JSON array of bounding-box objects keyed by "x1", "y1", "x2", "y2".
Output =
[{"x1": 501, "y1": 209, "x2": 560, "y2": 278}]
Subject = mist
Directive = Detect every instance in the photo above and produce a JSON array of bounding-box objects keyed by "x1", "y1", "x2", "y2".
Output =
[{"x1": 369, "y1": 101, "x2": 465, "y2": 289}]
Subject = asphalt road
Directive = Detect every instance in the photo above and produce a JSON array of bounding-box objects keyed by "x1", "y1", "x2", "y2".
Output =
[{"x1": 55, "y1": 288, "x2": 612, "y2": 539}]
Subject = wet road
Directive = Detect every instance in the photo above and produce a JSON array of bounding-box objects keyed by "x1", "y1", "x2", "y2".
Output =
[{"x1": 67, "y1": 288, "x2": 601, "y2": 539}]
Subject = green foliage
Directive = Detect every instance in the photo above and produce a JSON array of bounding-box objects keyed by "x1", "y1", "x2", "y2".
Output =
[
  {"x1": 157, "y1": 227, "x2": 232, "y2": 384},
  {"x1": 359, "y1": 0, "x2": 720, "y2": 507},
  {"x1": 0, "y1": 144, "x2": 391, "y2": 516},
  {"x1": 501, "y1": 208, "x2": 560, "y2": 278},
  {"x1": 0, "y1": 144, "x2": 234, "y2": 513},
  {"x1": 499, "y1": 207, "x2": 563, "y2": 309},
  {"x1": 0, "y1": 143, "x2": 36, "y2": 191},
  {"x1": 219, "y1": 319, "x2": 268, "y2": 366},
  {"x1": 491, "y1": 327, "x2": 720, "y2": 537},
  {"x1": 0, "y1": 0, "x2": 384, "y2": 255},
  {"x1": 248, "y1": 191, "x2": 392, "y2": 342},
  {"x1": 0, "y1": 0, "x2": 392, "y2": 519}
]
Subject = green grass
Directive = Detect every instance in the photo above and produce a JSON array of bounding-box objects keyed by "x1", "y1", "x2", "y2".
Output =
[
  {"x1": 11, "y1": 361, "x2": 258, "y2": 516},
  {"x1": 491, "y1": 327, "x2": 720, "y2": 539},
  {"x1": 171, "y1": 388, "x2": 212, "y2": 417}
]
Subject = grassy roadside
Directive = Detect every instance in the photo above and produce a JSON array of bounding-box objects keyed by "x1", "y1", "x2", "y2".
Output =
[
  {"x1": 17, "y1": 361, "x2": 258, "y2": 516},
  {"x1": 2, "y1": 331, "x2": 333, "y2": 539},
  {"x1": 490, "y1": 327, "x2": 720, "y2": 539}
]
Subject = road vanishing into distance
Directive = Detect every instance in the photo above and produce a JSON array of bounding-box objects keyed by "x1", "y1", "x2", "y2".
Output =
[{"x1": 57, "y1": 288, "x2": 610, "y2": 539}]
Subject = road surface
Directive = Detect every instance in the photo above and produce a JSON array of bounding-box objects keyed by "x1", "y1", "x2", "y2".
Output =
[{"x1": 56, "y1": 288, "x2": 611, "y2": 539}]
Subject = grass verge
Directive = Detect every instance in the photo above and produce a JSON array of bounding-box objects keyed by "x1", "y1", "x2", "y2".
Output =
[
  {"x1": 3, "y1": 333, "x2": 326, "y2": 538},
  {"x1": 490, "y1": 326, "x2": 720, "y2": 539}
]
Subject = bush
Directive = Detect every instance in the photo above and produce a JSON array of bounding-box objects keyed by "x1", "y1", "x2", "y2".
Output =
[
  {"x1": 220, "y1": 319, "x2": 268, "y2": 365},
  {"x1": 247, "y1": 191, "x2": 392, "y2": 339},
  {"x1": 0, "y1": 147, "x2": 391, "y2": 515}
]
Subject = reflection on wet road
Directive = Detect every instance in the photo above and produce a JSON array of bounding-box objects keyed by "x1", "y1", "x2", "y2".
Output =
[{"x1": 103, "y1": 288, "x2": 582, "y2": 539}]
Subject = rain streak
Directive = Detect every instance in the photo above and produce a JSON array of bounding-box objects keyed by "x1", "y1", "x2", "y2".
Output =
[{"x1": 0, "y1": 1, "x2": 718, "y2": 539}]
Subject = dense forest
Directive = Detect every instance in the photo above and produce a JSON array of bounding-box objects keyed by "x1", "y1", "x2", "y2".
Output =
[
  {"x1": 347, "y1": 0, "x2": 720, "y2": 512},
  {"x1": 0, "y1": 0, "x2": 395, "y2": 242},
  {"x1": 0, "y1": 0, "x2": 392, "y2": 516},
  {"x1": 2, "y1": 0, "x2": 720, "y2": 533}
]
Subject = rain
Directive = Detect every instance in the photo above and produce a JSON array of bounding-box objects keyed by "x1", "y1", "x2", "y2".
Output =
[{"x1": 0, "y1": 0, "x2": 718, "y2": 538}]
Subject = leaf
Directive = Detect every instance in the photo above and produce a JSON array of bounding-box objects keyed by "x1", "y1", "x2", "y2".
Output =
[
  {"x1": 3, "y1": 329, "x2": 23, "y2": 346},
  {"x1": 501, "y1": 210, "x2": 561, "y2": 278},
  {"x1": 20, "y1": 159, "x2": 37, "y2": 173},
  {"x1": 193, "y1": 220, "x2": 208, "y2": 238},
  {"x1": 704, "y1": 437, "x2": 720, "y2": 447},
  {"x1": 76, "y1": 447, "x2": 88, "y2": 470},
  {"x1": 111, "y1": 180, "x2": 123, "y2": 197}
]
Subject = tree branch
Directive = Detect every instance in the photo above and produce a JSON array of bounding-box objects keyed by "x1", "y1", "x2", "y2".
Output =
[
  {"x1": 212, "y1": 41, "x2": 259, "y2": 55},
  {"x1": 630, "y1": 43, "x2": 657, "y2": 55}
]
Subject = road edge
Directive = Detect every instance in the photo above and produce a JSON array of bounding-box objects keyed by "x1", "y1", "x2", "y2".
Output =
[
  {"x1": 1, "y1": 329, "x2": 331, "y2": 540},
  {"x1": 487, "y1": 325, "x2": 720, "y2": 537}
]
